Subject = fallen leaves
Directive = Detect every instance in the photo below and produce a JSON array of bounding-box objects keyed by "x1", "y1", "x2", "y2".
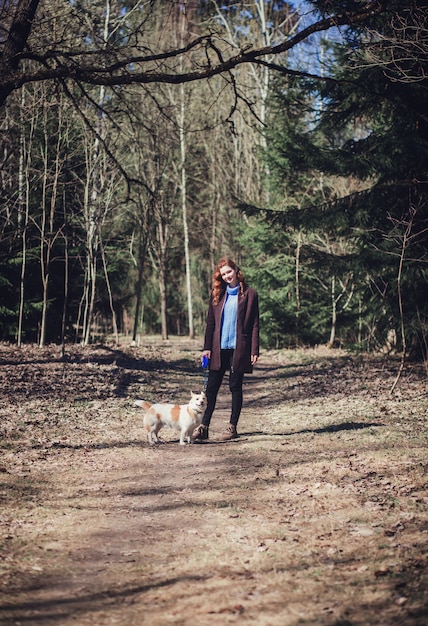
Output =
[
  {"x1": 209, "y1": 604, "x2": 245, "y2": 615},
  {"x1": 0, "y1": 341, "x2": 427, "y2": 625}
]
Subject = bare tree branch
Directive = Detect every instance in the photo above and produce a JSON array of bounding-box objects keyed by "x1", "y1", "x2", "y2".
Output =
[
  {"x1": 0, "y1": 0, "x2": 388, "y2": 107},
  {"x1": 364, "y1": 5, "x2": 428, "y2": 83}
]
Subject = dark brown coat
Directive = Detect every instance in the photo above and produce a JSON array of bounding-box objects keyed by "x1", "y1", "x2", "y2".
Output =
[{"x1": 203, "y1": 286, "x2": 259, "y2": 374}]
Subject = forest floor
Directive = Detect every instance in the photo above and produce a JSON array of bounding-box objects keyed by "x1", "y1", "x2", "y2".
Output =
[{"x1": 0, "y1": 338, "x2": 427, "y2": 626}]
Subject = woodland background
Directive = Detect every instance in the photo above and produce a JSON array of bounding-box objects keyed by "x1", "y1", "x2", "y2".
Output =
[{"x1": 0, "y1": 0, "x2": 427, "y2": 362}]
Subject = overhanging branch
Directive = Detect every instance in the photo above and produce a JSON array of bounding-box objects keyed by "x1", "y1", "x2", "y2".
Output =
[{"x1": 0, "y1": 1, "x2": 388, "y2": 106}]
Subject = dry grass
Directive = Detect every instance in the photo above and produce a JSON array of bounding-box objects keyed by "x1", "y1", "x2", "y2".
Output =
[{"x1": 0, "y1": 339, "x2": 427, "y2": 625}]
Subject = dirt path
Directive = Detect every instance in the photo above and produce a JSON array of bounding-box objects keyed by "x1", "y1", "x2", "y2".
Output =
[{"x1": 0, "y1": 340, "x2": 427, "y2": 625}]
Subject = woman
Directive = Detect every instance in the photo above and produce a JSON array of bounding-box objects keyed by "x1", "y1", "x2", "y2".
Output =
[{"x1": 192, "y1": 258, "x2": 259, "y2": 442}]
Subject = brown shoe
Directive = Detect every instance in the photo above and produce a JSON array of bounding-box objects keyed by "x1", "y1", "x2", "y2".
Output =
[
  {"x1": 220, "y1": 424, "x2": 238, "y2": 441},
  {"x1": 192, "y1": 424, "x2": 209, "y2": 443}
]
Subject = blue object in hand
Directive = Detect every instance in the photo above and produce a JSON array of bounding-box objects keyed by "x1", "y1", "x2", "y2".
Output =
[{"x1": 202, "y1": 355, "x2": 209, "y2": 369}]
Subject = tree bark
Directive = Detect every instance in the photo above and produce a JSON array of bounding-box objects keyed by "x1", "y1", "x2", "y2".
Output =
[{"x1": 0, "y1": 0, "x2": 40, "y2": 106}]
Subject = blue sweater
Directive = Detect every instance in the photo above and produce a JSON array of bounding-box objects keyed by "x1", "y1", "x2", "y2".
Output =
[{"x1": 221, "y1": 285, "x2": 239, "y2": 349}]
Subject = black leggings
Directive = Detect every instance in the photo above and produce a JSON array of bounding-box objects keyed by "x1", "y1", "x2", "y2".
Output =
[{"x1": 202, "y1": 349, "x2": 244, "y2": 428}]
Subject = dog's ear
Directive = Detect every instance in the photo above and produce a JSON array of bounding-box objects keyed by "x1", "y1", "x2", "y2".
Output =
[{"x1": 135, "y1": 399, "x2": 151, "y2": 410}]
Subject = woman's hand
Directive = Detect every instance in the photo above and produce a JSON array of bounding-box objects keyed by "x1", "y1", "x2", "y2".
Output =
[
  {"x1": 251, "y1": 355, "x2": 259, "y2": 365},
  {"x1": 201, "y1": 350, "x2": 211, "y2": 365}
]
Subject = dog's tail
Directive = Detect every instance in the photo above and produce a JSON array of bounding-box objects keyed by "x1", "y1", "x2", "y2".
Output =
[{"x1": 134, "y1": 400, "x2": 151, "y2": 411}]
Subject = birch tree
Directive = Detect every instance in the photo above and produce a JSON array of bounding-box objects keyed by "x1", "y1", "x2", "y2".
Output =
[
  {"x1": 17, "y1": 87, "x2": 33, "y2": 346},
  {"x1": 38, "y1": 88, "x2": 67, "y2": 347}
]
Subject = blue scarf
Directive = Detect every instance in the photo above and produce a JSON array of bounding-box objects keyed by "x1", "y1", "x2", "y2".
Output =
[{"x1": 221, "y1": 284, "x2": 239, "y2": 349}]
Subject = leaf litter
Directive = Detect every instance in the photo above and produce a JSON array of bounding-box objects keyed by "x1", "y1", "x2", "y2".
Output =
[{"x1": 0, "y1": 339, "x2": 427, "y2": 625}]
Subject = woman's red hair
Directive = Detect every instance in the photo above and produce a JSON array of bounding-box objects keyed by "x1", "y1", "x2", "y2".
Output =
[{"x1": 212, "y1": 258, "x2": 247, "y2": 305}]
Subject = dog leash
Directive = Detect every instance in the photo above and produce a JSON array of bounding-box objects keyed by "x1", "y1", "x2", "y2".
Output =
[{"x1": 202, "y1": 355, "x2": 209, "y2": 391}]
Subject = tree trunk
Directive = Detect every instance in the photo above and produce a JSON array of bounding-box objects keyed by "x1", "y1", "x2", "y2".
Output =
[
  {"x1": 38, "y1": 104, "x2": 50, "y2": 347},
  {"x1": 81, "y1": 1, "x2": 110, "y2": 345},
  {"x1": 159, "y1": 268, "x2": 168, "y2": 341},
  {"x1": 295, "y1": 230, "x2": 302, "y2": 348},
  {"x1": 0, "y1": 0, "x2": 40, "y2": 106},
  {"x1": 157, "y1": 211, "x2": 169, "y2": 341},
  {"x1": 100, "y1": 236, "x2": 119, "y2": 344},
  {"x1": 39, "y1": 98, "x2": 62, "y2": 347},
  {"x1": 390, "y1": 206, "x2": 415, "y2": 393},
  {"x1": 327, "y1": 275, "x2": 337, "y2": 348},
  {"x1": 17, "y1": 88, "x2": 28, "y2": 347},
  {"x1": 131, "y1": 229, "x2": 146, "y2": 344},
  {"x1": 179, "y1": 87, "x2": 194, "y2": 339},
  {"x1": 61, "y1": 185, "x2": 69, "y2": 358},
  {"x1": 83, "y1": 248, "x2": 97, "y2": 345}
]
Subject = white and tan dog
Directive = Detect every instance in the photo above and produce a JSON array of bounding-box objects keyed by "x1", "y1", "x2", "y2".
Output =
[{"x1": 135, "y1": 391, "x2": 207, "y2": 445}]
